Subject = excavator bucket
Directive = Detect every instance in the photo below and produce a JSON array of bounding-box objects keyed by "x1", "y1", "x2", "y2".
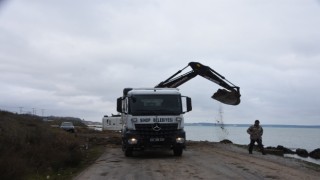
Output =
[{"x1": 211, "y1": 89, "x2": 241, "y2": 105}]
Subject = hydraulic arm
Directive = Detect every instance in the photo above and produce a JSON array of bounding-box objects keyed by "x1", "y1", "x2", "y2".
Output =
[{"x1": 155, "y1": 62, "x2": 241, "y2": 105}]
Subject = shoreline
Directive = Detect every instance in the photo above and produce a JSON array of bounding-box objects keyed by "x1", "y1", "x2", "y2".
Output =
[
  {"x1": 185, "y1": 125, "x2": 320, "y2": 153},
  {"x1": 187, "y1": 140, "x2": 320, "y2": 166},
  {"x1": 185, "y1": 123, "x2": 320, "y2": 128}
]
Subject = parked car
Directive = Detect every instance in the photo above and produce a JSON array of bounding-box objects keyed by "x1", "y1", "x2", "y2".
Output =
[{"x1": 60, "y1": 122, "x2": 75, "y2": 133}]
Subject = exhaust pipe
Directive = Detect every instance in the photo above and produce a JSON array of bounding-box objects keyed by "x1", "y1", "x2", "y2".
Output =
[{"x1": 212, "y1": 89, "x2": 241, "y2": 105}]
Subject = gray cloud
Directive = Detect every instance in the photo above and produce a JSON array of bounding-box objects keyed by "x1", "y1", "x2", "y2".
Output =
[{"x1": 0, "y1": 0, "x2": 320, "y2": 125}]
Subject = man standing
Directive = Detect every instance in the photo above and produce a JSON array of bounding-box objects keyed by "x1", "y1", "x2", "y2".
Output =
[{"x1": 247, "y1": 120, "x2": 266, "y2": 155}]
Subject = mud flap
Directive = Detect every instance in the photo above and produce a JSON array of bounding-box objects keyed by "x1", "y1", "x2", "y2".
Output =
[{"x1": 212, "y1": 89, "x2": 241, "y2": 105}]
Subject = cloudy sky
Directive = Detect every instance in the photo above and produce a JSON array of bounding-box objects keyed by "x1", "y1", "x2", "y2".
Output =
[{"x1": 1, "y1": 0, "x2": 319, "y2": 125}]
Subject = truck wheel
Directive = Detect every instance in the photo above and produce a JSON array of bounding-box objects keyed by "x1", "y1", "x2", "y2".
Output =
[
  {"x1": 125, "y1": 147, "x2": 133, "y2": 157},
  {"x1": 173, "y1": 147, "x2": 183, "y2": 156}
]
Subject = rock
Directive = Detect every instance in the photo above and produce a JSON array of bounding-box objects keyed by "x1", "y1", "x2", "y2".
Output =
[
  {"x1": 296, "y1": 148, "x2": 309, "y2": 158},
  {"x1": 276, "y1": 145, "x2": 295, "y2": 154},
  {"x1": 309, "y1": 148, "x2": 320, "y2": 159},
  {"x1": 220, "y1": 139, "x2": 233, "y2": 144},
  {"x1": 265, "y1": 146, "x2": 284, "y2": 156}
]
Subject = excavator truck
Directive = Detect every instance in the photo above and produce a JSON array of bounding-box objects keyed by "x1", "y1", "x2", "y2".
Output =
[{"x1": 117, "y1": 62, "x2": 240, "y2": 157}]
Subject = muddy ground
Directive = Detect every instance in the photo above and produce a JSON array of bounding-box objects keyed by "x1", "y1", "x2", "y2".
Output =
[{"x1": 74, "y1": 139, "x2": 320, "y2": 180}]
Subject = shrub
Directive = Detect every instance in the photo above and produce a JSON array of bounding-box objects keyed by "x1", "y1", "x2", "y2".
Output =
[{"x1": 0, "y1": 111, "x2": 83, "y2": 179}]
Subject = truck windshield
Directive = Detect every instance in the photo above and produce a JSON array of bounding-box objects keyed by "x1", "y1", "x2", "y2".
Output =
[{"x1": 130, "y1": 95, "x2": 182, "y2": 115}]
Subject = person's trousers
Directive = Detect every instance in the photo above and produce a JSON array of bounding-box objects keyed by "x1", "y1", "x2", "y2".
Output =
[{"x1": 248, "y1": 138, "x2": 265, "y2": 154}]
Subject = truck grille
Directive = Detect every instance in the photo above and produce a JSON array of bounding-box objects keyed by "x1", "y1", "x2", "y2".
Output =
[{"x1": 135, "y1": 123, "x2": 178, "y2": 137}]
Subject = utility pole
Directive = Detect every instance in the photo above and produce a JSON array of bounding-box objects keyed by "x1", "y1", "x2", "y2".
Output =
[
  {"x1": 41, "y1": 109, "x2": 45, "y2": 117},
  {"x1": 32, "y1": 108, "x2": 36, "y2": 116},
  {"x1": 19, "y1": 107, "x2": 23, "y2": 114}
]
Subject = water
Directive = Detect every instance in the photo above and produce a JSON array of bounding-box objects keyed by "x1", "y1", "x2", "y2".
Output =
[
  {"x1": 185, "y1": 125, "x2": 320, "y2": 151},
  {"x1": 185, "y1": 125, "x2": 320, "y2": 165}
]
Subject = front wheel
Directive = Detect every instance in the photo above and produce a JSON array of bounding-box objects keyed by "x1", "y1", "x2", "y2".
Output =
[
  {"x1": 124, "y1": 147, "x2": 133, "y2": 157},
  {"x1": 122, "y1": 139, "x2": 133, "y2": 157},
  {"x1": 173, "y1": 147, "x2": 183, "y2": 156}
]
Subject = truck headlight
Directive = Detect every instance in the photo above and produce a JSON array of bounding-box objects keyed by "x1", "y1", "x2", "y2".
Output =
[
  {"x1": 128, "y1": 138, "x2": 138, "y2": 144},
  {"x1": 176, "y1": 137, "x2": 185, "y2": 143}
]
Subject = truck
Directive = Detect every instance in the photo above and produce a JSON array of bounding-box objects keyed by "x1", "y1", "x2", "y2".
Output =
[
  {"x1": 117, "y1": 62, "x2": 241, "y2": 157},
  {"x1": 102, "y1": 114, "x2": 122, "y2": 131}
]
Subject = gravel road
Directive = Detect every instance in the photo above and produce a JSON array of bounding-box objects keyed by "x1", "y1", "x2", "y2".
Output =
[{"x1": 74, "y1": 142, "x2": 320, "y2": 180}]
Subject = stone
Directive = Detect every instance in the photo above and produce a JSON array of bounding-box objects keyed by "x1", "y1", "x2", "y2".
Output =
[
  {"x1": 265, "y1": 146, "x2": 284, "y2": 156},
  {"x1": 296, "y1": 148, "x2": 309, "y2": 158},
  {"x1": 309, "y1": 148, "x2": 320, "y2": 159},
  {"x1": 276, "y1": 145, "x2": 295, "y2": 154},
  {"x1": 220, "y1": 139, "x2": 233, "y2": 144}
]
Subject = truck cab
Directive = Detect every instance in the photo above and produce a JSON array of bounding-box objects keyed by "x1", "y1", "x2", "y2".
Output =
[{"x1": 117, "y1": 88, "x2": 192, "y2": 156}]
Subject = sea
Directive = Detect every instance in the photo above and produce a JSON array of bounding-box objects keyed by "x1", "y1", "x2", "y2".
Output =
[{"x1": 184, "y1": 124, "x2": 320, "y2": 164}]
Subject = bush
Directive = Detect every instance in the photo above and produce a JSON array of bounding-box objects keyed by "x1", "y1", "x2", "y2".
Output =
[
  {"x1": 0, "y1": 111, "x2": 83, "y2": 179},
  {"x1": 0, "y1": 151, "x2": 28, "y2": 180}
]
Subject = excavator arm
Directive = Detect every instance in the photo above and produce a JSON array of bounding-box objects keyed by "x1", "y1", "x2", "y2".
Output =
[{"x1": 155, "y1": 62, "x2": 241, "y2": 105}]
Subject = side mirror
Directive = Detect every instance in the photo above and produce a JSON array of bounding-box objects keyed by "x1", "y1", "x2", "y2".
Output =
[
  {"x1": 186, "y1": 97, "x2": 192, "y2": 112},
  {"x1": 117, "y1": 97, "x2": 122, "y2": 113}
]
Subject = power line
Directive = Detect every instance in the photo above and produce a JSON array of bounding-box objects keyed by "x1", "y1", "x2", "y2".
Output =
[{"x1": 0, "y1": 106, "x2": 48, "y2": 116}]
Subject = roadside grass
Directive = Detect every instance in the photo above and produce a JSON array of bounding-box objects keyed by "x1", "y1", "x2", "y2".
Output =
[
  {"x1": 0, "y1": 110, "x2": 120, "y2": 180},
  {"x1": 26, "y1": 145, "x2": 106, "y2": 180}
]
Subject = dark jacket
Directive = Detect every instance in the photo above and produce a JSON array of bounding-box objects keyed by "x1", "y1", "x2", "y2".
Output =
[{"x1": 247, "y1": 125, "x2": 263, "y2": 140}]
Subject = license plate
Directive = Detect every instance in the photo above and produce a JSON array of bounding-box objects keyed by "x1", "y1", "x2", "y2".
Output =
[{"x1": 150, "y1": 137, "x2": 165, "y2": 142}]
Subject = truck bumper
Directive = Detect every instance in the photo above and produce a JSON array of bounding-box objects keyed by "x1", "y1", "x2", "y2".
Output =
[{"x1": 122, "y1": 129, "x2": 186, "y2": 150}]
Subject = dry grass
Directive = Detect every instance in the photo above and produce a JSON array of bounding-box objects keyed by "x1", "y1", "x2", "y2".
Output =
[{"x1": 0, "y1": 110, "x2": 121, "y2": 180}]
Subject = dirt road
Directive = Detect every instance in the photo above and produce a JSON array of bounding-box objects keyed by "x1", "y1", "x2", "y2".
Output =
[{"x1": 74, "y1": 142, "x2": 320, "y2": 180}]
